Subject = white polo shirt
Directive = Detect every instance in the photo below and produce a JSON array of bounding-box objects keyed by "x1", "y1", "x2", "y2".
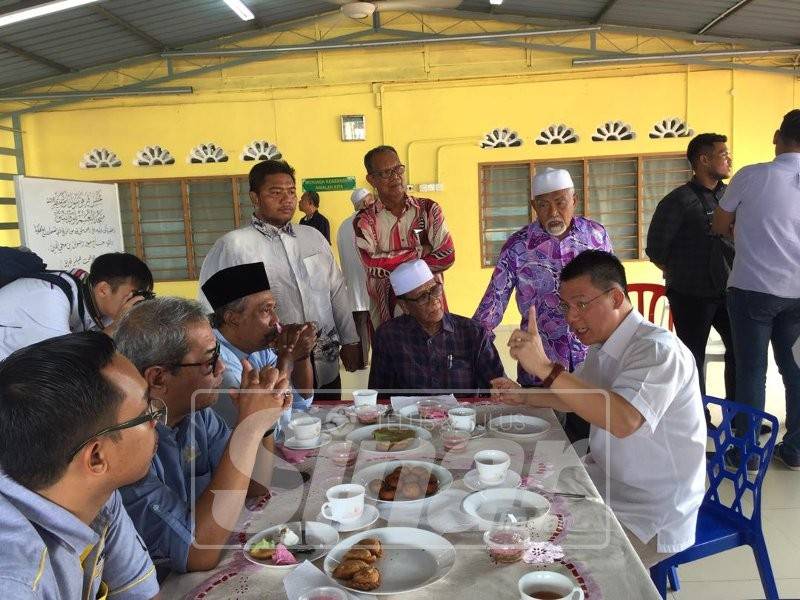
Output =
[
  {"x1": 336, "y1": 213, "x2": 370, "y2": 312},
  {"x1": 719, "y1": 152, "x2": 800, "y2": 298},
  {"x1": 0, "y1": 274, "x2": 100, "y2": 360},
  {"x1": 579, "y1": 309, "x2": 706, "y2": 553}
]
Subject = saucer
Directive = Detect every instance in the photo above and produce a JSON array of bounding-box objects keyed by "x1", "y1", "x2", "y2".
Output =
[
  {"x1": 463, "y1": 468, "x2": 521, "y2": 491},
  {"x1": 283, "y1": 432, "x2": 332, "y2": 450},
  {"x1": 316, "y1": 504, "x2": 381, "y2": 532}
]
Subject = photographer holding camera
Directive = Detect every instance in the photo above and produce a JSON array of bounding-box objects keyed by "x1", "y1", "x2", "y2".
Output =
[{"x1": 0, "y1": 251, "x2": 154, "y2": 359}]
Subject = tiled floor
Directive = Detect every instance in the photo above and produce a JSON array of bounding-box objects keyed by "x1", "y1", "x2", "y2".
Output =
[{"x1": 340, "y1": 325, "x2": 797, "y2": 600}]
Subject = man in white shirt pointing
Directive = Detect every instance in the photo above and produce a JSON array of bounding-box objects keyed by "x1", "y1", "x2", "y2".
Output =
[{"x1": 492, "y1": 250, "x2": 706, "y2": 568}]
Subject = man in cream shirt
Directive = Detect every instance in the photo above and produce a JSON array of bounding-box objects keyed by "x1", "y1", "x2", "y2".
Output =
[
  {"x1": 199, "y1": 159, "x2": 361, "y2": 395},
  {"x1": 493, "y1": 250, "x2": 706, "y2": 567}
]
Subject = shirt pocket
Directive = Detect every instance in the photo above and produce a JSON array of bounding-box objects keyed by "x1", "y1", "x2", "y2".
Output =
[{"x1": 302, "y1": 252, "x2": 329, "y2": 292}]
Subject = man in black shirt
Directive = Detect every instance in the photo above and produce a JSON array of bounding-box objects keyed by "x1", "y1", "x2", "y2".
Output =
[
  {"x1": 299, "y1": 190, "x2": 331, "y2": 243},
  {"x1": 646, "y1": 133, "x2": 736, "y2": 428}
]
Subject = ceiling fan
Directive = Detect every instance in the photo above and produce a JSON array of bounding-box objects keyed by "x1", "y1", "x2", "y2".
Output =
[{"x1": 324, "y1": 1, "x2": 462, "y2": 20}]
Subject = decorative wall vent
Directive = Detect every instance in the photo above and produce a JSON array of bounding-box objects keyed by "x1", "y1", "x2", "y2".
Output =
[
  {"x1": 480, "y1": 127, "x2": 523, "y2": 148},
  {"x1": 79, "y1": 148, "x2": 122, "y2": 168},
  {"x1": 134, "y1": 145, "x2": 175, "y2": 166},
  {"x1": 242, "y1": 140, "x2": 282, "y2": 161},
  {"x1": 649, "y1": 117, "x2": 694, "y2": 139},
  {"x1": 535, "y1": 124, "x2": 579, "y2": 145},
  {"x1": 591, "y1": 121, "x2": 635, "y2": 141},
  {"x1": 188, "y1": 143, "x2": 229, "y2": 163}
]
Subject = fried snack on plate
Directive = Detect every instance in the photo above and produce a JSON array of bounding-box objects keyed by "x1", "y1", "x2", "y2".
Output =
[
  {"x1": 400, "y1": 481, "x2": 423, "y2": 499},
  {"x1": 350, "y1": 566, "x2": 381, "y2": 591},
  {"x1": 333, "y1": 559, "x2": 371, "y2": 579},
  {"x1": 385, "y1": 470, "x2": 401, "y2": 487},
  {"x1": 368, "y1": 479, "x2": 383, "y2": 495},
  {"x1": 344, "y1": 548, "x2": 377, "y2": 563},
  {"x1": 354, "y1": 537, "x2": 383, "y2": 558}
]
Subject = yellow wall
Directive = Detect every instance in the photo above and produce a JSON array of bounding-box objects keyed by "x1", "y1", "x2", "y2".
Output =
[{"x1": 3, "y1": 20, "x2": 799, "y2": 324}]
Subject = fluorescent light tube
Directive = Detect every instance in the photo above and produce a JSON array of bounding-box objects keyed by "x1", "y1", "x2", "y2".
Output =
[
  {"x1": 490, "y1": 0, "x2": 504, "y2": 5},
  {"x1": 0, "y1": 0, "x2": 101, "y2": 27},
  {"x1": 223, "y1": 0, "x2": 255, "y2": 21}
]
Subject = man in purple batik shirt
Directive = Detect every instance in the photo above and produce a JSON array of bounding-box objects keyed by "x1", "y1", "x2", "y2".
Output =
[{"x1": 474, "y1": 167, "x2": 612, "y2": 441}]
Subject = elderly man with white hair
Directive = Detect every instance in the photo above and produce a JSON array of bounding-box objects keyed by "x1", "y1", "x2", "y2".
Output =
[
  {"x1": 474, "y1": 167, "x2": 612, "y2": 440},
  {"x1": 369, "y1": 259, "x2": 505, "y2": 395},
  {"x1": 337, "y1": 188, "x2": 375, "y2": 368}
]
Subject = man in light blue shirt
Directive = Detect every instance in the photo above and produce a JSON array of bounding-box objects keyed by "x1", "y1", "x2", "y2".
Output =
[
  {"x1": 201, "y1": 262, "x2": 316, "y2": 433},
  {"x1": 0, "y1": 332, "x2": 160, "y2": 599},
  {"x1": 115, "y1": 297, "x2": 292, "y2": 574},
  {"x1": 713, "y1": 109, "x2": 800, "y2": 471}
]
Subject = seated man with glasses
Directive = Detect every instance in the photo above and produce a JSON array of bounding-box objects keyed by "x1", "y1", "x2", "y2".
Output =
[
  {"x1": 369, "y1": 259, "x2": 505, "y2": 396},
  {"x1": 202, "y1": 261, "x2": 316, "y2": 433},
  {"x1": 474, "y1": 167, "x2": 612, "y2": 443},
  {"x1": 354, "y1": 145, "x2": 455, "y2": 328},
  {"x1": 0, "y1": 332, "x2": 160, "y2": 599},
  {"x1": 493, "y1": 250, "x2": 706, "y2": 569},
  {"x1": 114, "y1": 297, "x2": 292, "y2": 574}
]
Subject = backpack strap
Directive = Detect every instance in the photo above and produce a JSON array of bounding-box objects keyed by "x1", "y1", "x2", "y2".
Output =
[{"x1": 27, "y1": 272, "x2": 89, "y2": 331}]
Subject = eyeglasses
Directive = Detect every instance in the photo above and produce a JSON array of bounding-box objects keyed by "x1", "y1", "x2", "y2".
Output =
[
  {"x1": 170, "y1": 340, "x2": 221, "y2": 375},
  {"x1": 69, "y1": 396, "x2": 167, "y2": 460},
  {"x1": 402, "y1": 282, "x2": 444, "y2": 304},
  {"x1": 558, "y1": 288, "x2": 614, "y2": 315},
  {"x1": 370, "y1": 164, "x2": 406, "y2": 180}
]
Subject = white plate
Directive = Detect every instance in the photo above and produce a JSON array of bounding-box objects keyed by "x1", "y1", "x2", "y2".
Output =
[
  {"x1": 316, "y1": 504, "x2": 381, "y2": 532},
  {"x1": 487, "y1": 414, "x2": 551, "y2": 439},
  {"x1": 243, "y1": 521, "x2": 339, "y2": 568},
  {"x1": 346, "y1": 424, "x2": 432, "y2": 455},
  {"x1": 283, "y1": 432, "x2": 332, "y2": 449},
  {"x1": 323, "y1": 527, "x2": 456, "y2": 595},
  {"x1": 463, "y1": 468, "x2": 521, "y2": 491},
  {"x1": 352, "y1": 460, "x2": 453, "y2": 505},
  {"x1": 462, "y1": 488, "x2": 550, "y2": 528}
]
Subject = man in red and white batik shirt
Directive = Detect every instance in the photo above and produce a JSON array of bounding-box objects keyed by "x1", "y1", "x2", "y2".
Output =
[{"x1": 354, "y1": 145, "x2": 455, "y2": 328}]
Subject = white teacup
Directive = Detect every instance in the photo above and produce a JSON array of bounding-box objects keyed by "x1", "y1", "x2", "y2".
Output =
[
  {"x1": 474, "y1": 449, "x2": 511, "y2": 485},
  {"x1": 448, "y1": 406, "x2": 476, "y2": 432},
  {"x1": 288, "y1": 415, "x2": 322, "y2": 441},
  {"x1": 352, "y1": 389, "x2": 378, "y2": 407},
  {"x1": 321, "y1": 483, "x2": 365, "y2": 523},
  {"x1": 518, "y1": 571, "x2": 582, "y2": 600}
]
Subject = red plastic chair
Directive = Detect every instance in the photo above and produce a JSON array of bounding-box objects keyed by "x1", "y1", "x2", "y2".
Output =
[{"x1": 628, "y1": 283, "x2": 673, "y2": 331}]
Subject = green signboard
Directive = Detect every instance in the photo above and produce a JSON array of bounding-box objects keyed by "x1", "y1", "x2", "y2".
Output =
[{"x1": 302, "y1": 176, "x2": 356, "y2": 192}]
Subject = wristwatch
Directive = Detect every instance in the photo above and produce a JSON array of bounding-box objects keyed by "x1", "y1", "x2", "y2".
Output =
[{"x1": 541, "y1": 363, "x2": 565, "y2": 389}]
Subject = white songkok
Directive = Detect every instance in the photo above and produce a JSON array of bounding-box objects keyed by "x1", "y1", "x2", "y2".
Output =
[
  {"x1": 390, "y1": 259, "x2": 434, "y2": 296},
  {"x1": 350, "y1": 187, "x2": 370, "y2": 208},
  {"x1": 532, "y1": 167, "x2": 574, "y2": 196}
]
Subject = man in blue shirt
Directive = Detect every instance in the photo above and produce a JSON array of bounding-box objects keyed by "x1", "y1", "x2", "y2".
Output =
[
  {"x1": 201, "y1": 262, "x2": 316, "y2": 432},
  {"x1": 0, "y1": 332, "x2": 160, "y2": 599},
  {"x1": 114, "y1": 297, "x2": 292, "y2": 574}
]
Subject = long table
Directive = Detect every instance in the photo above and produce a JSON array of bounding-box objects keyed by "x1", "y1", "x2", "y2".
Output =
[{"x1": 159, "y1": 402, "x2": 661, "y2": 599}]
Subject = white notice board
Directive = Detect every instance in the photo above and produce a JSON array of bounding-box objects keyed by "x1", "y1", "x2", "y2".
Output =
[{"x1": 14, "y1": 175, "x2": 124, "y2": 271}]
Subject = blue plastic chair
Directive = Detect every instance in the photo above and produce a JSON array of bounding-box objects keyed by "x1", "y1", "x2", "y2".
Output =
[{"x1": 650, "y1": 396, "x2": 779, "y2": 599}]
